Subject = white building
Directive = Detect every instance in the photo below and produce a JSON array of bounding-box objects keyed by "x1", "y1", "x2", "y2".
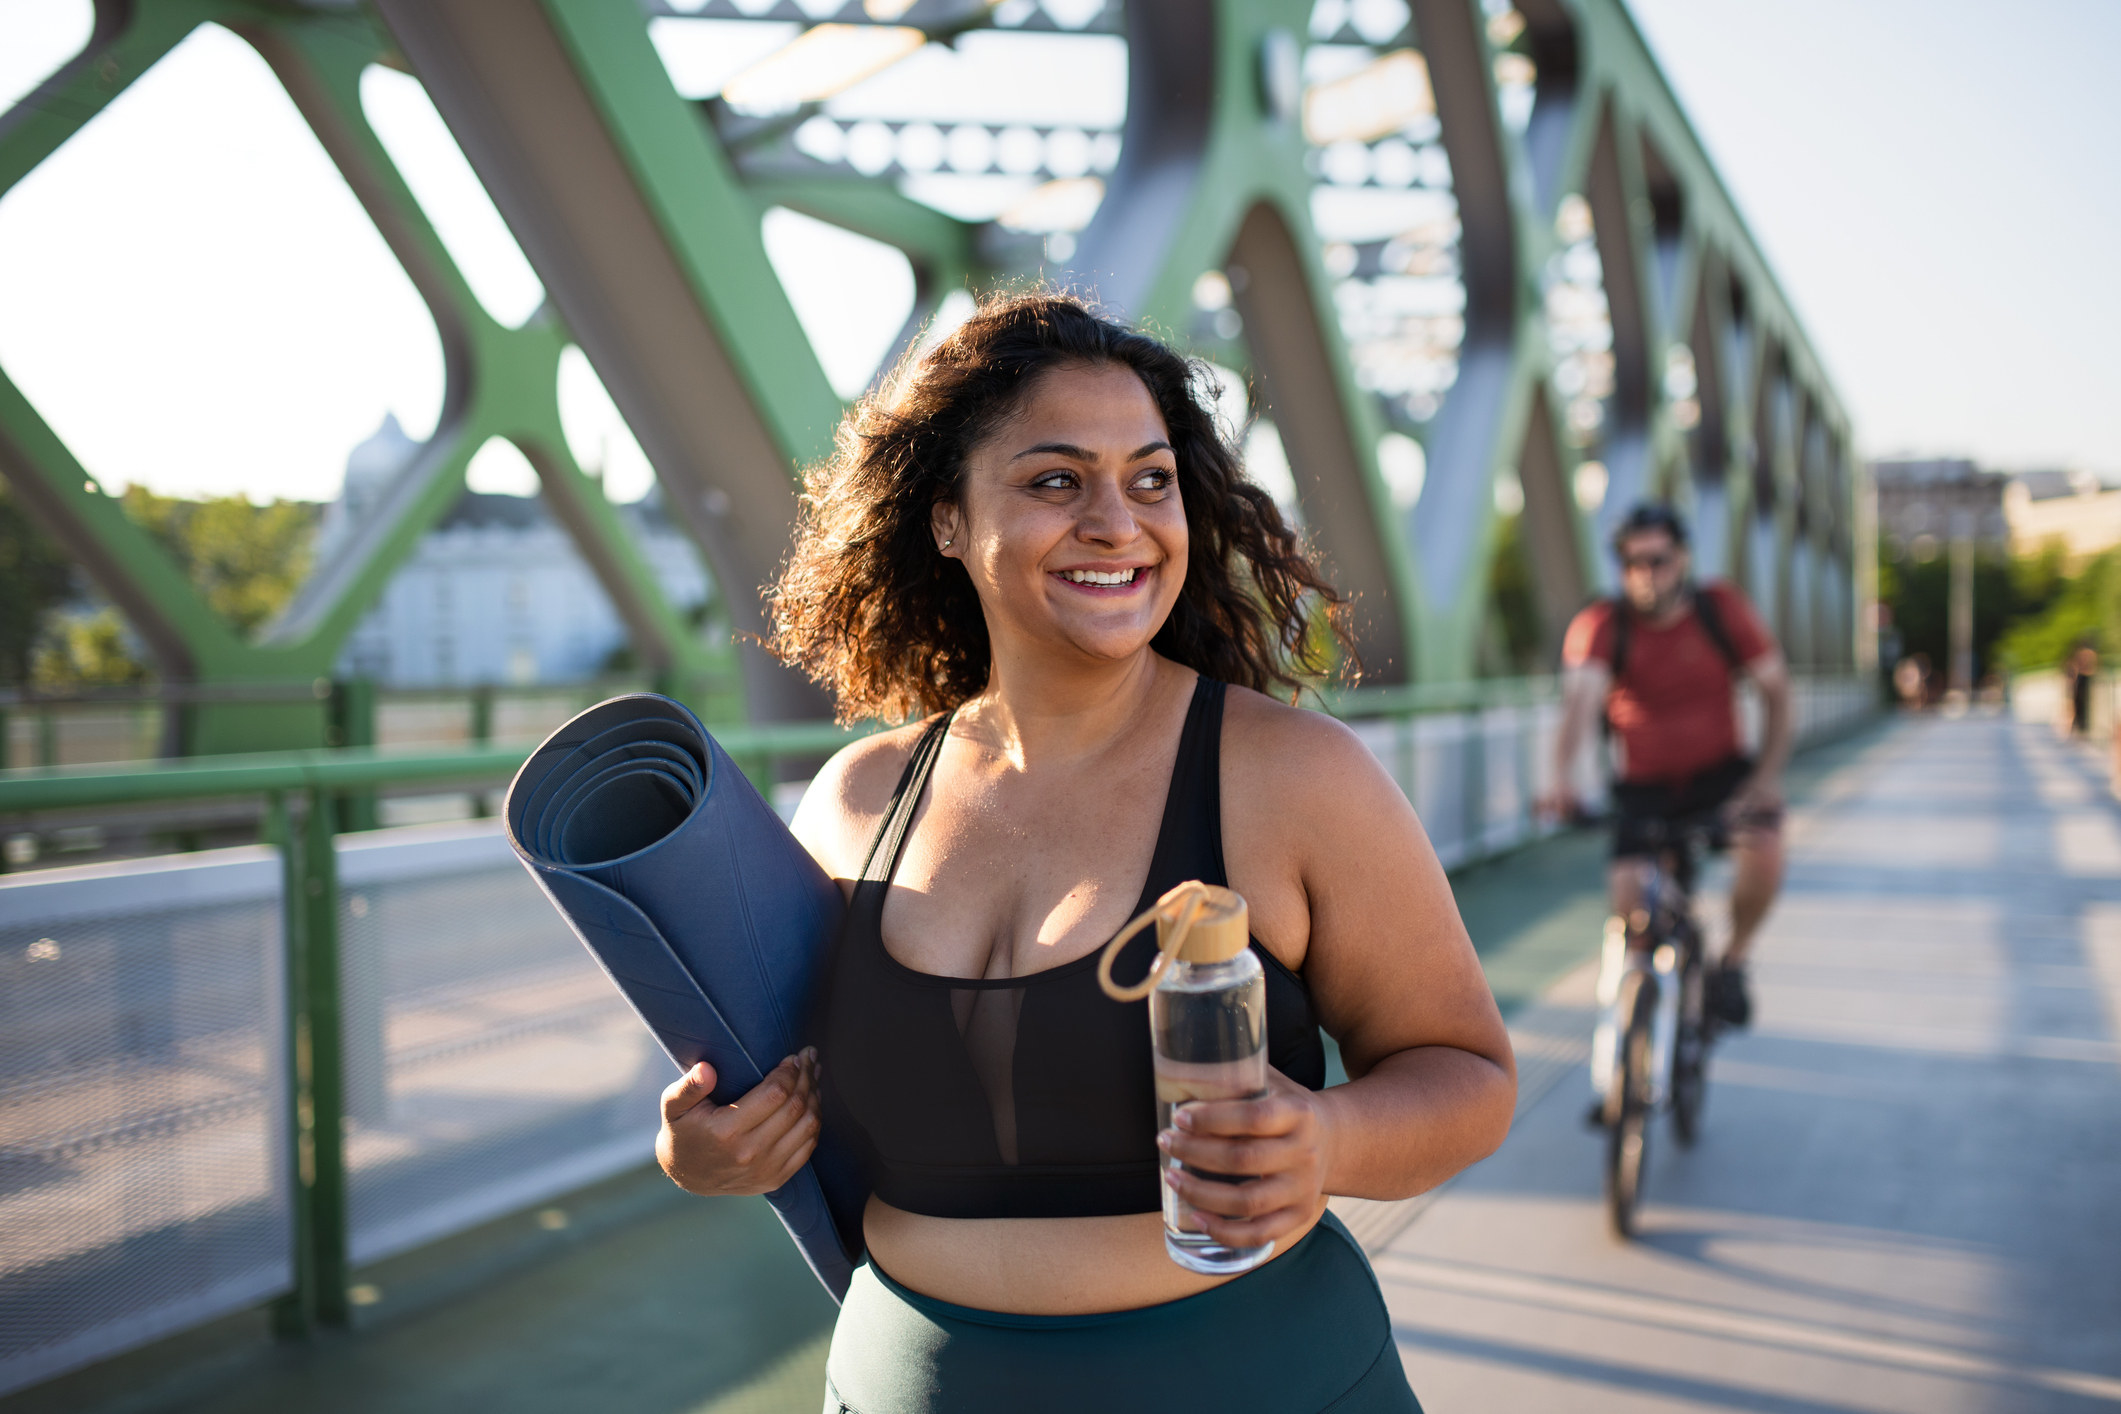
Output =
[
  {"x1": 330, "y1": 419, "x2": 712, "y2": 687},
  {"x1": 2005, "y1": 469, "x2": 2121, "y2": 568}
]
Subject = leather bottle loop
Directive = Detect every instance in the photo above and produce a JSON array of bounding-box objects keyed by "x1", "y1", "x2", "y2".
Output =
[{"x1": 1097, "y1": 880, "x2": 1212, "y2": 1002}]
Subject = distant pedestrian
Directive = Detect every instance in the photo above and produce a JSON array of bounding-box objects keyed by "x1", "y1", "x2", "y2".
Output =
[
  {"x1": 2066, "y1": 639, "x2": 2099, "y2": 737},
  {"x1": 1893, "y1": 655, "x2": 1929, "y2": 713}
]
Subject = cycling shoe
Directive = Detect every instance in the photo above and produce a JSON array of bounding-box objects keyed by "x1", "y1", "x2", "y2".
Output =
[{"x1": 1708, "y1": 964, "x2": 1752, "y2": 1028}]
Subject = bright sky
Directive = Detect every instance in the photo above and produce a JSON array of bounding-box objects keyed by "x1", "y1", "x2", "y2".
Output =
[
  {"x1": 1625, "y1": 0, "x2": 2121, "y2": 477},
  {"x1": 0, "y1": 2, "x2": 2113, "y2": 506},
  {"x1": 0, "y1": 14, "x2": 921, "y2": 504}
]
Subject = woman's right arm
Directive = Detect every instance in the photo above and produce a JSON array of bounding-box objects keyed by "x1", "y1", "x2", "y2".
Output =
[{"x1": 654, "y1": 726, "x2": 918, "y2": 1195}]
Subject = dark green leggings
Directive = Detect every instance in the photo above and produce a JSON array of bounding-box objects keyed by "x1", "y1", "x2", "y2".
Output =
[{"x1": 822, "y1": 1211, "x2": 1421, "y2": 1413}]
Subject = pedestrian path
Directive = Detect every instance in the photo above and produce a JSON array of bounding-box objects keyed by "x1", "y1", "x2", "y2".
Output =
[{"x1": 1377, "y1": 715, "x2": 2121, "y2": 1412}]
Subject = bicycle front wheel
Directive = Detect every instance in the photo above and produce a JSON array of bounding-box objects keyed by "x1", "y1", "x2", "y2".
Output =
[{"x1": 1605, "y1": 970, "x2": 1655, "y2": 1239}]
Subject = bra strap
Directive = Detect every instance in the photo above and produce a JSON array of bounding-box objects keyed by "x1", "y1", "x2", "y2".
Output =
[
  {"x1": 1197, "y1": 678, "x2": 1229, "y2": 883},
  {"x1": 858, "y1": 712, "x2": 954, "y2": 884},
  {"x1": 1131, "y1": 676, "x2": 1229, "y2": 907}
]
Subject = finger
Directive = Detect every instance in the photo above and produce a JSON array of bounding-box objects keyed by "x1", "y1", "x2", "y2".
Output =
[
  {"x1": 1161, "y1": 1127, "x2": 1305, "y2": 1179},
  {"x1": 741, "y1": 1087, "x2": 822, "y2": 1192},
  {"x1": 760, "y1": 1103, "x2": 824, "y2": 1188},
  {"x1": 1189, "y1": 1202, "x2": 1316, "y2": 1249},
  {"x1": 660, "y1": 1061, "x2": 720, "y2": 1123},
  {"x1": 1172, "y1": 1094, "x2": 1306, "y2": 1139},
  {"x1": 1167, "y1": 1165, "x2": 1310, "y2": 1220},
  {"x1": 712, "y1": 1056, "x2": 805, "y2": 1138},
  {"x1": 721, "y1": 1071, "x2": 818, "y2": 1159}
]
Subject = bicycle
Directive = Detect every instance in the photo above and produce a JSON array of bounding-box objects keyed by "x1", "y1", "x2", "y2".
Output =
[{"x1": 1590, "y1": 810, "x2": 1723, "y2": 1239}]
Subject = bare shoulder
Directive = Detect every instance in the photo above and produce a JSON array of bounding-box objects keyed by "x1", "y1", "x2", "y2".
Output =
[
  {"x1": 1213, "y1": 686, "x2": 1408, "y2": 864},
  {"x1": 1218, "y1": 686, "x2": 1436, "y2": 976},
  {"x1": 788, "y1": 718, "x2": 933, "y2": 883},
  {"x1": 1221, "y1": 685, "x2": 1392, "y2": 796}
]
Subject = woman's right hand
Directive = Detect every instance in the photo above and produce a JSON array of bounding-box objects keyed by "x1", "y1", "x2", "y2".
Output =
[{"x1": 656, "y1": 1048, "x2": 821, "y2": 1197}]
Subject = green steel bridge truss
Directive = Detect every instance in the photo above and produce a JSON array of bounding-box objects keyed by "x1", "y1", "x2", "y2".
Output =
[{"x1": 0, "y1": 0, "x2": 1864, "y2": 754}]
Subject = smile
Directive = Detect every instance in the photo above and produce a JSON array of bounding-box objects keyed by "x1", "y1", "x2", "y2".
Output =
[{"x1": 1054, "y1": 566, "x2": 1150, "y2": 592}]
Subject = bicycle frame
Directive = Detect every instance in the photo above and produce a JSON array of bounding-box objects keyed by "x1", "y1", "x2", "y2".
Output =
[{"x1": 1591, "y1": 834, "x2": 1704, "y2": 1108}]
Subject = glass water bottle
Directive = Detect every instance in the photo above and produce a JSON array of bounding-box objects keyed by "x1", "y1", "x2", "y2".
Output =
[{"x1": 1145, "y1": 886, "x2": 1275, "y2": 1275}]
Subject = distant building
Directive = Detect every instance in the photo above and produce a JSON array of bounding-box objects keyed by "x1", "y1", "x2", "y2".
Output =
[
  {"x1": 330, "y1": 419, "x2": 711, "y2": 687},
  {"x1": 2004, "y1": 469, "x2": 2121, "y2": 567},
  {"x1": 314, "y1": 413, "x2": 419, "y2": 567},
  {"x1": 1869, "y1": 458, "x2": 2009, "y2": 562}
]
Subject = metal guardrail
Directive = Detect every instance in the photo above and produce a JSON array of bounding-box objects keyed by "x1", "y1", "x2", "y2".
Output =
[
  {"x1": 1317, "y1": 674, "x2": 1562, "y2": 718},
  {"x1": 0, "y1": 673, "x2": 1877, "y2": 1364},
  {"x1": 0, "y1": 674, "x2": 755, "y2": 772},
  {"x1": 0, "y1": 716, "x2": 865, "y2": 1343},
  {"x1": 0, "y1": 720, "x2": 863, "y2": 814}
]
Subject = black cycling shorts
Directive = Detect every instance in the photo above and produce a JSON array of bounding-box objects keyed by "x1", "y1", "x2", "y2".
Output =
[{"x1": 1609, "y1": 756, "x2": 1778, "y2": 859}]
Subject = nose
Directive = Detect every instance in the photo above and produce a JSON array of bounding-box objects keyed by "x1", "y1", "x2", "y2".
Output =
[{"x1": 1075, "y1": 474, "x2": 1141, "y2": 547}]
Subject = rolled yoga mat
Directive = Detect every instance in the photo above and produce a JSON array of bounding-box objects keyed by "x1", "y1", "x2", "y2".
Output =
[{"x1": 504, "y1": 694, "x2": 867, "y2": 1300}]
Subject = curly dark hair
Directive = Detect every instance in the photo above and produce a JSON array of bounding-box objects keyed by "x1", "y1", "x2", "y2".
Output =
[{"x1": 766, "y1": 289, "x2": 1351, "y2": 722}]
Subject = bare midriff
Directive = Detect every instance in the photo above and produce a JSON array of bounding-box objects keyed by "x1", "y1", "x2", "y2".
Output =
[{"x1": 862, "y1": 1196, "x2": 1326, "y2": 1315}]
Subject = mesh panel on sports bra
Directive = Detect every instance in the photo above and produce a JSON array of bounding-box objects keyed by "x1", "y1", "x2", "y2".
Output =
[{"x1": 951, "y1": 982, "x2": 1026, "y2": 1164}]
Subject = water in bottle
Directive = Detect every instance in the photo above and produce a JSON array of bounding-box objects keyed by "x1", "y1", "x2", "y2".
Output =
[{"x1": 1100, "y1": 881, "x2": 1275, "y2": 1275}]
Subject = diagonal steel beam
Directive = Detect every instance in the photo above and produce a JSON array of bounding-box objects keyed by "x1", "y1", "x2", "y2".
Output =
[
  {"x1": 249, "y1": 15, "x2": 711, "y2": 693},
  {"x1": 1068, "y1": 0, "x2": 1419, "y2": 684},
  {"x1": 373, "y1": 0, "x2": 836, "y2": 723},
  {"x1": 0, "y1": 370, "x2": 246, "y2": 684}
]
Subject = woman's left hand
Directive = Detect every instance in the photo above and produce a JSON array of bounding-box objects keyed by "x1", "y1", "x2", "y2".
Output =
[{"x1": 1158, "y1": 1068, "x2": 1333, "y2": 1250}]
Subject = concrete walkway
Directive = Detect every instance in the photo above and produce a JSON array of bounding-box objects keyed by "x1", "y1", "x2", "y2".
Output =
[{"x1": 1380, "y1": 715, "x2": 2121, "y2": 1413}]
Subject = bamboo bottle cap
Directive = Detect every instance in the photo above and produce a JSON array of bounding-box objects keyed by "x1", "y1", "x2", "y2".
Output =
[
  {"x1": 1157, "y1": 883, "x2": 1248, "y2": 963},
  {"x1": 1098, "y1": 880, "x2": 1252, "y2": 1000}
]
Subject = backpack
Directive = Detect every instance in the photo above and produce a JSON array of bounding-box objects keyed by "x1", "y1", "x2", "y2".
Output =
[
  {"x1": 1602, "y1": 584, "x2": 1747, "y2": 738},
  {"x1": 1607, "y1": 584, "x2": 1745, "y2": 683}
]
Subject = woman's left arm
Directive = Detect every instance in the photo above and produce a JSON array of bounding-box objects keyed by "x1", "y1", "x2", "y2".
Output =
[{"x1": 1160, "y1": 701, "x2": 1516, "y2": 1249}]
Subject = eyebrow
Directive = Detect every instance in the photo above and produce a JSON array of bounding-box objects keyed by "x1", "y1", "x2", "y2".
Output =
[{"x1": 1010, "y1": 440, "x2": 1174, "y2": 462}]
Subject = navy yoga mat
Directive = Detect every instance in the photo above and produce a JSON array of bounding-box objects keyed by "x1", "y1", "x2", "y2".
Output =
[{"x1": 505, "y1": 694, "x2": 866, "y2": 1300}]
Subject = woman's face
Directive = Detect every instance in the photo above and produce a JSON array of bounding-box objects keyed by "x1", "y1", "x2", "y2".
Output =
[{"x1": 936, "y1": 362, "x2": 1187, "y2": 670}]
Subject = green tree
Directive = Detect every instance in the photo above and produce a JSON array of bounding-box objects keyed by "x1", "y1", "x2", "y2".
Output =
[
  {"x1": 5, "y1": 483, "x2": 324, "y2": 688},
  {"x1": 0, "y1": 473, "x2": 78, "y2": 686},
  {"x1": 1876, "y1": 539, "x2": 2025, "y2": 680},
  {"x1": 31, "y1": 606, "x2": 151, "y2": 687},
  {"x1": 1995, "y1": 548, "x2": 2116, "y2": 673},
  {"x1": 120, "y1": 486, "x2": 320, "y2": 636},
  {"x1": 1484, "y1": 511, "x2": 1545, "y2": 674}
]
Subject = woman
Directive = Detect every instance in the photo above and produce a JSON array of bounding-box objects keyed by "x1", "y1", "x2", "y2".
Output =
[{"x1": 655, "y1": 291, "x2": 1514, "y2": 1412}]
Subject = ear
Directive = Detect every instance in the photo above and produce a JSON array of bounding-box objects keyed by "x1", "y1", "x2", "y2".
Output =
[{"x1": 930, "y1": 500, "x2": 963, "y2": 557}]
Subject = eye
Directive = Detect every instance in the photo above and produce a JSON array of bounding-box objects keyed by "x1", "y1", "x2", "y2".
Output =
[
  {"x1": 1132, "y1": 466, "x2": 1175, "y2": 493},
  {"x1": 1029, "y1": 469, "x2": 1078, "y2": 490}
]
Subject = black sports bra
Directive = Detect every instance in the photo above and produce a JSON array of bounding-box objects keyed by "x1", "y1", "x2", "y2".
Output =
[{"x1": 818, "y1": 677, "x2": 1326, "y2": 1221}]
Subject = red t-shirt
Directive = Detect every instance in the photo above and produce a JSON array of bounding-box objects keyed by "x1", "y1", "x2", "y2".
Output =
[{"x1": 1561, "y1": 581, "x2": 1776, "y2": 784}]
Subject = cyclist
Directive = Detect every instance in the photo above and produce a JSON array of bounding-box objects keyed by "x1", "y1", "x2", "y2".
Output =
[{"x1": 1542, "y1": 502, "x2": 1792, "y2": 1029}]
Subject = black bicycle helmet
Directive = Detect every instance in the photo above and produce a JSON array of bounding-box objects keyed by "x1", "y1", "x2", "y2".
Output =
[{"x1": 1610, "y1": 501, "x2": 1688, "y2": 555}]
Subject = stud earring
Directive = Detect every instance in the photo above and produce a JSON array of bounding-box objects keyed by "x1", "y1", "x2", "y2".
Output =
[{"x1": 941, "y1": 538, "x2": 953, "y2": 550}]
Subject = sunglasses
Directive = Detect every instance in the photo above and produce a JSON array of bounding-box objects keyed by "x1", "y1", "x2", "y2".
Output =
[{"x1": 1621, "y1": 551, "x2": 1676, "y2": 571}]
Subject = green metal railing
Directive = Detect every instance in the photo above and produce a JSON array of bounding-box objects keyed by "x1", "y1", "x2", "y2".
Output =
[
  {"x1": 0, "y1": 718, "x2": 866, "y2": 1334},
  {"x1": 0, "y1": 673, "x2": 752, "y2": 773},
  {"x1": 1318, "y1": 674, "x2": 1562, "y2": 718},
  {"x1": 0, "y1": 685, "x2": 1545, "y2": 1332},
  {"x1": 0, "y1": 671, "x2": 1875, "y2": 1337}
]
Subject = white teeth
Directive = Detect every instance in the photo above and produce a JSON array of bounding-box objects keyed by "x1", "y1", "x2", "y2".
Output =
[{"x1": 1063, "y1": 568, "x2": 1139, "y2": 585}]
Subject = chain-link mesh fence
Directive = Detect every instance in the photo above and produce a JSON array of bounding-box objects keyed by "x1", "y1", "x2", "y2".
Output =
[
  {"x1": 335, "y1": 822, "x2": 669, "y2": 1266},
  {"x1": 0, "y1": 850, "x2": 290, "y2": 1397}
]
